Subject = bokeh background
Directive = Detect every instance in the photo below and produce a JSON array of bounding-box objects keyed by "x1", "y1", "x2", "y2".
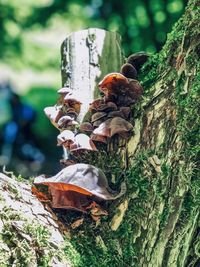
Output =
[{"x1": 0, "y1": 0, "x2": 187, "y2": 177}]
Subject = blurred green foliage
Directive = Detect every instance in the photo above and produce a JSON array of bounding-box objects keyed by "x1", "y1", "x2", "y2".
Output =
[
  {"x1": 22, "y1": 86, "x2": 57, "y2": 137},
  {"x1": 0, "y1": 0, "x2": 187, "y2": 71}
]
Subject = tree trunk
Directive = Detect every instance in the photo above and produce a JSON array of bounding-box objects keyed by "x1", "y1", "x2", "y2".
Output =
[
  {"x1": 0, "y1": 1, "x2": 199, "y2": 266},
  {"x1": 59, "y1": 1, "x2": 200, "y2": 266},
  {"x1": 0, "y1": 172, "x2": 72, "y2": 266},
  {"x1": 60, "y1": 28, "x2": 123, "y2": 122}
]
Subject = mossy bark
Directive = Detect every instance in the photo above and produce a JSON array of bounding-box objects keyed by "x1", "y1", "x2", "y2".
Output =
[
  {"x1": 0, "y1": 1, "x2": 199, "y2": 266},
  {"x1": 59, "y1": 1, "x2": 199, "y2": 266}
]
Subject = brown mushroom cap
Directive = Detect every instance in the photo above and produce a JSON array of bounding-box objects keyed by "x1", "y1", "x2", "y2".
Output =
[
  {"x1": 92, "y1": 118, "x2": 107, "y2": 128},
  {"x1": 57, "y1": 130, "x2": 75, "y2": 147},
  {"x1": 89, "y1": 98, "x2": 104, "y2": 112},
  {"x1": 109, "y1": 117, "x2": 133, "y2": 138},
  {"x1": 103, "y1": 94, "x2": 117, "y2": 103},
  {"x1": 64, "y1": 94, "x2": 82, "y2": 103},
  {"x1": 62, "y1": 108, "x2": 78, "y2": 120},
  {"x1": 80, "y1": 122, "x2": 94, "y2": 133},
  {"x1": 44, "y1": 106, "x2": 64, "y2": 129},
  {"x1": 116, "y1": 95, "x2": 135, "y2": 107},
  {"x1": 90, "y1": 133, "x2": 107, "y2": 144},
  {"x1": 93, "y1": 118, "x2": 112, "y2": 137},
  {"x1": 34, "y1": 163, "x2": 126, "y2": 200},
  {"x1": 128, "y1": 79, "x2": 143, "y2": 100},
  {"x1": 57, "y1": 115, "x2": 78, "y2": 129},
  {"x1": 57, "y1": 87, "x2": 73, "y2": 95},
  {"x1": 119, "y1": 107, "x2": 131, "y2": 119},
  {"x1": 70, "y1": 134, "x2": 97, "y2": 152},
  {"x1": 98, "y1": 72, "x2": 129, "y2": 96},
  {"x1": 57, "y1": 88, "x2": 74, "y2": 104},
  {"x1": 107, "y1": 110, "x2": 126, "y2": 119},
  {"x1": 66, "y1": 111, "x2": 78, "y2": 120},
  {"x1": 120, "y1": 63, "x2": 137, "y2": 79},
  {"x1": 64, "y1": 101, "x2": 81, "y2": 115},
  {"x1": 50, "y1": 188, "x2": 90, "y2": 212},
  {"x1": 127, "y1": 52, "x2": 149, "y2": 71},
  {"x1": 97, "y1": 102, "x2": 118, "y2": 112},
  {"x1": 91, "y1": 112, "x2": 107, "y2": 123}
]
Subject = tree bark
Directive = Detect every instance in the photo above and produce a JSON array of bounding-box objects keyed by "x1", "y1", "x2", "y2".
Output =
[
  {"x1": 60, "y1": 28, "x2": 123, "y2": 122},
  {"x1": 0, "y1": 172, "x2": 72, "y2": 266},
  {"x1": 60, "y1": 2, "x2": 200, "y2": 266},
  {"x1": 0, "y1": 1, "x2": 199, "y2": 266}
]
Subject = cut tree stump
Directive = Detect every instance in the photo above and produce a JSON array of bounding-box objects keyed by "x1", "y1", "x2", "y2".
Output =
[{"x1": 61, "y1": 28, "x2": 123, "y2": 122}]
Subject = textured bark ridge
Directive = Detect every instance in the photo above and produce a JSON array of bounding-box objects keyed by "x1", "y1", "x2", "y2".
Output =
[
  {"x1": 58, "y1": 1, "x2": 199, "y2": 266},
  {"x1": 0, "y1": 1, "x2": 199, "y2": 266},
  {"x1": 0, "y1": 172, "x2": 73, "y2": 266}
]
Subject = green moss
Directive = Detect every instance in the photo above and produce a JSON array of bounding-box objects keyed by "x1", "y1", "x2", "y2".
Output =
[
  {"x1": 4, "y1": 182, "x2": 22, "y2": 200},
  {"x1": 0, "y1": 207, "x2": 74, "y2": 266},
  {"x1": 59, "y1": 150, "x2": 154, "y2": 266}
]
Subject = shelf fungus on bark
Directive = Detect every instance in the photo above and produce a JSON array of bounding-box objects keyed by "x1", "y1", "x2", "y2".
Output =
[
  {"x1": 44, "y1": 106, "x2": 64, "y2": 129},
  {"x1": 90, "y1": 133, "x2": 107, "y2": 144},
  {"x1": 93, "y1": 117, "x2": 133, "y2": 139},
  {"x1": 57, "y1": 87, "x2": 74, "y2": 103},
  {"x1": 33, "y1": 164, "x2": 126, "y2": 214},
  {"x1": 89, "y1": 98, "x2": 104, "y2": 113},
  {"x1": 65, "y1": 108, "x2": 79, "y2": 120},
  {"x1": 98, "y1": 73, "x2": 129, "y2": 97},
  {"x1": 98, "y1": 72, "x2": 143, "y2": 105},
  {"x1": 39, "y1": 52, "x2": 145, "y2": 221},
  {"x1": 120, "y1": 63, "x2": 137, "y2": 79},
  {"x1": 96, "y1": 102, "x2": 118, "y2": 112},
  {"x1": 79, "y1": 122, "x2": 94, "y2": 133},
  {"x1": 63, "y1": 94, "x2": 82, "y2": 115},
  {"x1": 128, "y1": 79, "x2": 143, "y2": 101},
  {"x1": 57, "y1": 130, "x2": 75, "y2": 148},
  {"x1": 127, "y1": 52, "x2": 149, "y2": 71},
  {"x1": 70, "y1": 133, "x2": 97, "y2": 153},
  {"x1": 57, "y1": 115, "x2": 78, "y2": 130},
  {"x1": 119, "y1": 106, "x2": 131, "y2": 119},
  {"x1": 57, "y1": 87, "x2": 73, "y2": 95}
]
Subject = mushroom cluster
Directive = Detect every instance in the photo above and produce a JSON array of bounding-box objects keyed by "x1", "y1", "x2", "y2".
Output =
[
  {"x1": 34, "y1": 163, "x2": 126, "y2": 214},
  {"x1": 32, "y1": 53, "x2": 148, "y2": 221},
  {"x1": 44, "y1": 87, "x2": 98, "y2": 166},
  {"x1": 80, "y1": 53, "x2": 147, "y2": 144}
]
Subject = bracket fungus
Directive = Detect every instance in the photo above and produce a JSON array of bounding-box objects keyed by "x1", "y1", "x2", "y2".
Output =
[
  {"x1": 98, "y1": 72, "x2": 129, "y2": 96},
  {"x1": 90, "y1": 133, "x2": 107, "y2": 144},
  {"x1": 57, "y1": 87, "x2": 74, "y2": 103},
  {"x1": 44, "y1": 106, "x2": 64, "y2": 129},
  {"x1": 63, "y1": 94, "x2": 82, "y2": 114},
  {"x1": 89, "y1": 98, "x2": 104, "y2": 113},
  {"x1": 57, "y1": 130, "x2": 75, "y2": 148},
  {"x1": 91, "y1": 112, "x2": 107, "y2": 123},
  {"x1": 70, "y1": 134, "x2": 97, "y2": 153},
  {"x1": 80, "y1": 122, "x2": 94, "y2": 133},
  {"x1": 33, "y1": 164, "x2": 126, "y2": 212},
  {"x1": 57, "y1": 115, "x2": 78, "y2": 129},
  {"x1": 96, "y1": 101, "x2": 118, "y2": 112},
  {"x1": 127, "y1": 52, "x2": 149, "y2": 71},
  {"x1": 34, "y1": 52, "x2": 145, "y2": 221},
  {"x1": 120, "y1": 63, "x2": 137, "y2": 79},
  {"x1": 57, "y1": 87, "x2": 73, "y2": 95}
]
